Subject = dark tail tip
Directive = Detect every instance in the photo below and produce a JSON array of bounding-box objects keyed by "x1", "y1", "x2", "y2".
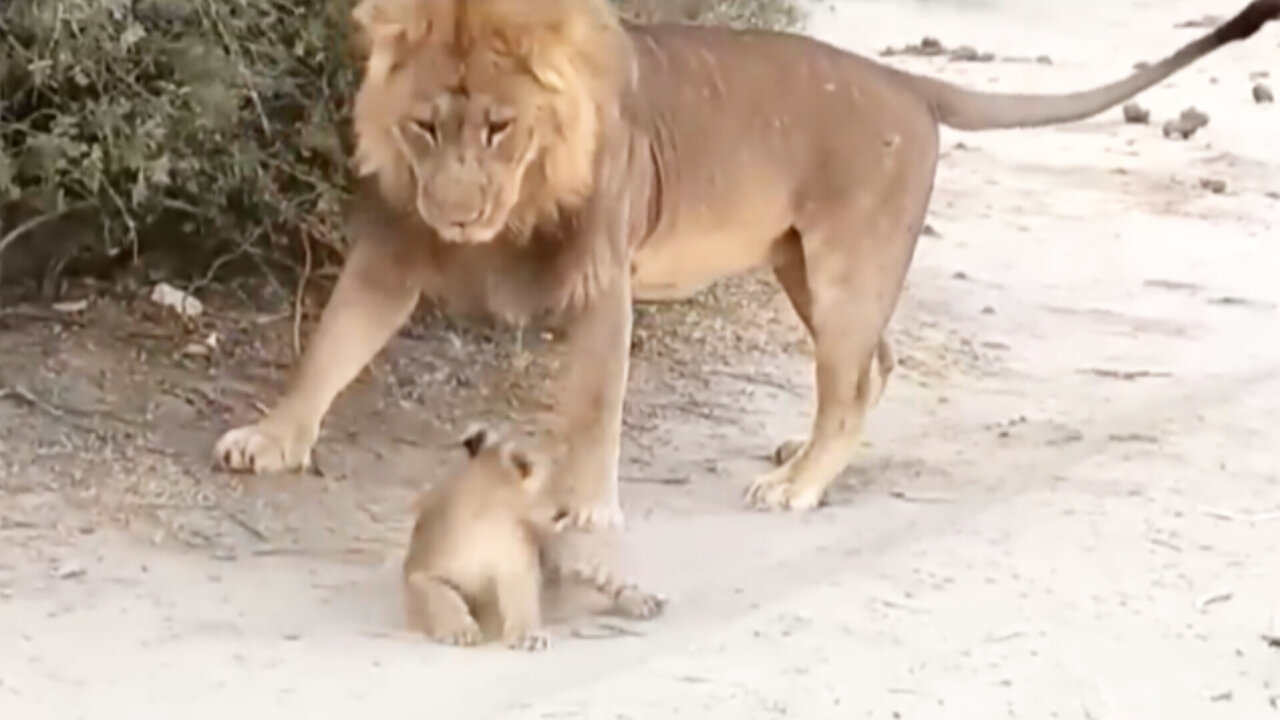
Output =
[{"x1": 1213, "y1": 0, "x2": 1280, "y2": 43}]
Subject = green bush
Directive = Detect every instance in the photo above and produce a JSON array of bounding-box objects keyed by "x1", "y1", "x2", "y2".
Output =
[
  {"x1": 0, "y1": 0, "x2": 800, "y2": 297},
  {"x1": 1, "y1": 0, "x2": 357, "y2": 292}
]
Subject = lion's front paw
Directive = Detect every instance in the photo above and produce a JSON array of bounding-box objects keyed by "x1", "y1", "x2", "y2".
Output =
[
  {"x1": 745, "y1": 466, "x2": 825, "y2": 512},
  {"x1": 557, "y1": 501, "x2": 625, "y2": 532},
  {"x1": 551, "y1": 464, "x2": 625, "y2": 531},
  {"x1": 214, "y1": 420, "x2": 316, "y2": 474}
]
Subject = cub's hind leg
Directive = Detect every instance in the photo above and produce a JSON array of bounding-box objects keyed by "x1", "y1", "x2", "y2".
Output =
[
  {"x1": 496, "y1": 564, "x2": 550, "y2": 651},
  {"x1": 404, "y1": 572, "x2": 482, "y2": 647}
]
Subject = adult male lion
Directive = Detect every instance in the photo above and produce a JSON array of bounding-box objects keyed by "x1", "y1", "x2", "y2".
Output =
[{"x1": 215, "y1": 0, "x2": 1279, "y2": 526}]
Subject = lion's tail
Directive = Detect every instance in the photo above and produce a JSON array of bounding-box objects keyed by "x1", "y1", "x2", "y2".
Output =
[{"x1": 905, "y1": 0, "x2": 1278, "y2": 132}]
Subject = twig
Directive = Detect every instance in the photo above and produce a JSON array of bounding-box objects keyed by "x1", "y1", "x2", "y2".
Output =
[
  {"x1": 198, "y1": 1, "x2": 271, "y2": 137},
  {"x1": 223, "y1": 509, "x2": 270, "y2": 542},
  {"x1": 621, "y1": 475, "x2": 690, "y2": 486},
  {"x1": 188, "y1": 227, "x2": 266, "y2": 295},
  {"x1": 1078, "y1": 368, "x2": 1172, "y2": 381},
  {"x1": 890, "y1": 489, "x2": 958, "y2": 503},
  {"x1": 1195, "y1": 590, "x2": 1233, "y2": 612},
  {"x1": 292, "y1": 232, "x2": 314, "y2": 359},
  {"x1": 0, "y1": 204, "x2": 95, "y2": 287},
  {"x1": 984, "y1": 629, "x2": 1029, "y2": 643},
  {"x1": 1200, "y1": 506, "x2": 1280, "y2": 523},
  {"x1": 875, "y1": 597, "x2": 931, "y2": 614},
  {"x1": 570, "y1": 622, "x2": 645, "y2": 640},
  {"x1": 0, "y1": 384, "x2": 143, "y2": 434},
  {"x1": 1, "y1": 385, "x2": 67, "y2": 418},
  {"x1": 705, "y1": 367, "x2": 802, "y2": 395}
]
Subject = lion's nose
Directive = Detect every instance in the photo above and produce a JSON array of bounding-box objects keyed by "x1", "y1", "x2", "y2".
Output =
[{"x1": 432, "y1": 182, "x2": 485, "y2": 221}]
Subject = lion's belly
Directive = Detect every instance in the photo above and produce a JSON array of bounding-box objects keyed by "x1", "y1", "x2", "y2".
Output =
[{"x1": 629, "y1": 217, "x2": 786, "y2": 302}]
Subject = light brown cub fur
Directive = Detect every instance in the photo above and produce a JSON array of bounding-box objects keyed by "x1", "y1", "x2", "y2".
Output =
[{"x1": 402, "y1": 425, "x2": 664, "y2": 651}]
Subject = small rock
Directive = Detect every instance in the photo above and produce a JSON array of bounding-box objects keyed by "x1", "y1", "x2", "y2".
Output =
[
  {"x1": 52, "y1": 562, "x2": 86, "y2": 580},
  {"x1": 1162, "y1": 106, "x2": 1210, "y2": 140},
  {"x1": 1122, "y1": 102, "x2": 1150, "y2": 124},
  {"x1": 149, "y1": 282, "x2": 204, "y2": 319},
  {"x1": 1253, "y1": 83, "x2": 1274, "y2": 103},
  {"x1": 881, "y1": 36, "x2": 949, "y2": 58},
  {"x1": 1035, "y1": 55, "x2": 1053, "y2": 65},
  {"x1": 212, "y1": 547, "x2": 239, "y2": 562},
  {"x1": 919, "y1": 36, "x2": 944, "y2": 54},
  {"x1": 949, "y1": 46, "x2": 995, "y2": 63},
  {"x1": 1262, "y1": 610, "x2": 1280, "y2": 648},
  {"x1": 1199, "y1": 177, "x2": 1228, "y2": 194},
  {"x1": 1175, "y1": 15, "x2": 1223, "y2": 29},
  {"x1": 179, "y1": 332, "x2": 219, "y2": 358},
  {"x1": 51, "y1": 299, "x2": 90, "y2": 314}
]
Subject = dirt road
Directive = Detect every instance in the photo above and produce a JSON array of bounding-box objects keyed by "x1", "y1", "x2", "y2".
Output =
[{"x1": 2, "y1": 0, "x2": 1278, "y2": 717}]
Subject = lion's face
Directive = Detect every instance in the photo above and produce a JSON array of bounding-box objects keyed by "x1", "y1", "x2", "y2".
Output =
[
  {"x1": 351, "y1": 0, "x2": 632, "y2": 245},
  {"x1": 388, "y1": 55, "x2": 550, "y2": 243}
]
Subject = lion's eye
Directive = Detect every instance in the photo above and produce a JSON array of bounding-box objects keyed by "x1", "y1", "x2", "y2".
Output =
[
  {"x1": 410, "y1": 119, "x2": 439, "y2": 144},
  {"x1": 484, "y1": 119, "x2": 512, "y2": 147}
]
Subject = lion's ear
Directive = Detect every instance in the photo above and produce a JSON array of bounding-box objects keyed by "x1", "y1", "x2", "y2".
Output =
[
  {"x1": 352, "y1": 0, "x2": 439, "y2": 81},
  {"x1": 526, "y1": 46, "x2": 569, "y2": 93}
]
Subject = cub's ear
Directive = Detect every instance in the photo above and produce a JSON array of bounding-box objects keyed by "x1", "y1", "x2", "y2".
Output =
[
  {"x1": 460, "y1": 423, "x2": 493, "y2": 458},
  {"x1": 501, "y1": 445, "x2": 546, "y2": 487},
  {"x1": 549, "y1": 508, "x2": 572, "y2": 533}
]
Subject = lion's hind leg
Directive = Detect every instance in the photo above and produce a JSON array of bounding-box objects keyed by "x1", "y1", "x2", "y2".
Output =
[{"x1": 747, "y1": 191, "x2": 924, "y2": 512}]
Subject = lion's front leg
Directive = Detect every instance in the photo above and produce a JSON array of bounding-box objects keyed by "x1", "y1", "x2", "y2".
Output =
[
  {"x1": 214, "y1": 238, "x2": 421, "y2": 473},
  {"x1": 547, "y1": 277, "x2": 634, "y2": 531}
]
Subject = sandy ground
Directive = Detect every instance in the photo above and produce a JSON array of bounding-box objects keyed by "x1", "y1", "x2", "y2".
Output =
[{"x1": 2, "y1": 0, "x2": 1279, "y2": 717}]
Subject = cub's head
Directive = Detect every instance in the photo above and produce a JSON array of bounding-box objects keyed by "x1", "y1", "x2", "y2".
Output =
[
  {"x1": 351, "y1": 0, "x2": 633, "y2": 243},
  {"x1": 457, "y1": 423, "x2": 549, "y2": 496}
]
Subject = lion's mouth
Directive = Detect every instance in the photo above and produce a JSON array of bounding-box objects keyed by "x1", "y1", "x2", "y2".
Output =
[
  {"x1": 416, "y1": 199, "x2": 498, "y2": 243},
  {"x1": 433, "y1": 215, "x2": 503, "y2": 244}
]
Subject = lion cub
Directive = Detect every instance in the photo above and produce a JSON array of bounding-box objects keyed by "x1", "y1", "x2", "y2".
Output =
[{"x1": 403, "y1": 425, "x2": 665, "y2": 651}]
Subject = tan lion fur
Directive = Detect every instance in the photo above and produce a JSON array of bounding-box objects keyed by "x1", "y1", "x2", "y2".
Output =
[{"x1": 215, "y1": 0, "x2": 1279, "y2": 520}]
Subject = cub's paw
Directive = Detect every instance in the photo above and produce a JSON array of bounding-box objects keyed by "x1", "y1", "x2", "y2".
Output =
[
  {"x1": 506, "y1": 630, "x2": 551, "y2": 652},
  {"x1": 432, "y1": 620, "x2": 483, "y2": 648},
  {"x1": 214, "y1": 420, "x2": 315, "y2": 474},
  {"x1": 614, "y1": 586, "x2": 667, "y2": 620}
]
